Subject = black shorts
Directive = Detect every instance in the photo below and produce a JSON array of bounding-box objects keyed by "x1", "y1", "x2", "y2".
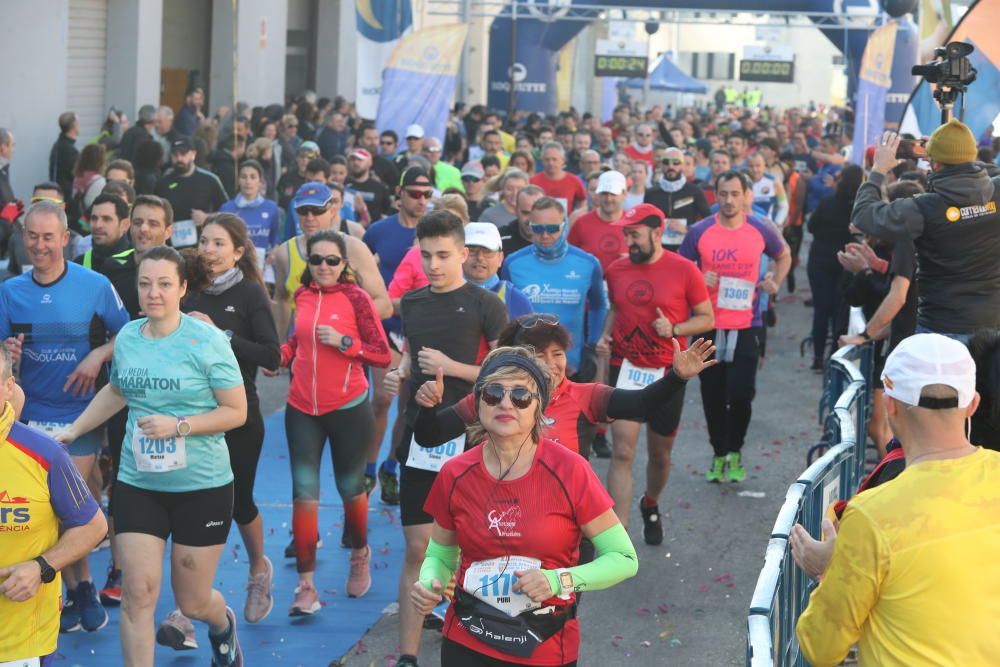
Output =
[
  {"x1": 112, "y1": 481, "x2": 234, "y2": 547},
  {"x1": 609, "y1": 362, "x2": 686, "y2": 437},
  {"x1": 396, "y1": 425, "x2": 439, "y2": 526}
]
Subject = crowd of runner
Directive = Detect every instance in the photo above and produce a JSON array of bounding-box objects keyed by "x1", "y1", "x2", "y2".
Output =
[{"x1": 1, "y1": 87, "x2": 999, "y2": 667}]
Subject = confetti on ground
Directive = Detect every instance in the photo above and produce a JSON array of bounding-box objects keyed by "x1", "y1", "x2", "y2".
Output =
[
  {"x1": 737, "y1": 490, "x2": 766, "y2": 498},
  {"x1": 640, "y1": 641, "x2": 652, "y2": 647},
  {"x1": 636, "y1": 607, "x2": 651, "y2": 615},
  {"x1": 658, "y1": 603, "x2": 670, "y2": 613},
  {"x1": 675, "y1": 499, "x2": 691, "y2": 509},
  {"x1": 670, "y1": 638, "x2": 682, "y2": 647},
  {"x1": 697, "y1": 583, "x2": 709, "y2": 592}
]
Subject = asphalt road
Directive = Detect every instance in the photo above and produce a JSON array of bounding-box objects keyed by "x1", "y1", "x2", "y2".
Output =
[{"x1": 257, "y1": 279, "x2": 822, "y2": 667}]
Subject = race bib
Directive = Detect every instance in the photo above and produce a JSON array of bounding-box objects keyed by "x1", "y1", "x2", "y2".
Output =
[
  {"x1": 615, "y1": 359, "x2": 665, "y2": 390},
  {"x1": 661, "y1": 218, "x2": 687, "y2": 246},
  {"x1": 463, "y1": 555, "x2": 543, "y2": 617},
  {"x1": 406, "y1": 434, "x2": 464, "y2": 473},
  {"x1": 255, "y1": 247, "x2": 267, "y2": 270},
  {"x1": 716, "y1": 276, "x2": 755, "y2": 311},
  {"x1": 27, "y1": 420, "x2": 69, "y2": 437},
  {"x1": 262, "y1": 263, "x2": 276, "y2": 284},
  {"x1": 132, "y1": 428, "x2": 187, "y2": 473},
  {"x1": 0, "y1": 657, "x2": 41, "y2": 667},
  {"x1": 170, "y1": 219, "x2": 198, "y2": 248}
]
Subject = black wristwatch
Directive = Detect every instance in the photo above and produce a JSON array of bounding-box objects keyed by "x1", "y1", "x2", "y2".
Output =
[
  {"x1": 34, "y1": 556, "x2": 56, "y2": 584},
  {"x1": 861, "y1": 329, "x2": 871, "y2": 341},
  {"x1": 339, "y1": 335, "x2": 354, "y2": 352}
]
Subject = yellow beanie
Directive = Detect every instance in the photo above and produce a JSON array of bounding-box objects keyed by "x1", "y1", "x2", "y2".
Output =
[{"x1": 925, "y1": 118, "x2": 977, "y2": 164}]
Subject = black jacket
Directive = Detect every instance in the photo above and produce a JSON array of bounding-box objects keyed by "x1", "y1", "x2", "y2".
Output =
[
  {"x1": 807, "y1": 193, "x2": 854, "y2": 259},
  {"x1": 118, "y1": 124, "x2": 153, "y2": 164},
  {"x1": 643, "y1": 180, "x2": 711, "y2": 246},
  {"x1": 48, "y1": 134, "x2": 78, "y2": 199}
]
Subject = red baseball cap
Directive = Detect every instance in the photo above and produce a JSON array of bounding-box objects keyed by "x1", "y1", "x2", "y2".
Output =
[{"x1": 611, "y1": 203, "x2": 665, "y2": 228}]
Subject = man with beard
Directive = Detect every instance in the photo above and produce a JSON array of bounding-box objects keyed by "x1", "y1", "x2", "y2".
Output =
[
  {"x1": 645, "y1": 147, "x2": 711, "y2": 251},
  {"x1": 154, "y1": 137, "x2": 227, "y2": 247},
  {"x1": 598, "y1": 204, "x2": 713, "y2": 545},
  {"x1": 347, "y1": 148, "x2": 392, "y2": 221},
  {"x1": 679, "y1": 171, "x2": 790, "y2": 484}
]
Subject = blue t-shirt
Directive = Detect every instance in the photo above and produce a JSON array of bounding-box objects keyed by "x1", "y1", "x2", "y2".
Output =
[
  {"x1": 110, "y1": 315, "x2": 244, "y2": 492},
  {"x1": 219, "y1": 196, "x2": 282, "y2": 254},
  {"x1": 501, "y1": 245, "x2": 608, "y2": 370},
  {"x1": 362, "y1": 214, "x2": 415, "y2": 286},
  {"x1": 0, "y1": 263, "x2": 129, "y2": 423}
]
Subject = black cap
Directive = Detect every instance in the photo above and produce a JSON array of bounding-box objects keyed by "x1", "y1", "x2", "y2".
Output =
[
  {"x1": 171, "y1": 136, "x2": 196, "y2": 154},
  {"x1": 400, "y1": 166, "x2": 432, "y2": 188}
]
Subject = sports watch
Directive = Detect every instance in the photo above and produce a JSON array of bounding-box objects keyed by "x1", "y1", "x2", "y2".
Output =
[
  {"x1": 34, "y1": 556, "x2": 56, "y2": 584},
  {"x1": 176, "y1": 416, "x2": 192, "y2": 437},
  {"x1": 555, "y1": 568, "x2": 574, "y2": 596},
  {"x1": 339, "y1": 335, "x2": 354, "y2": 352}
]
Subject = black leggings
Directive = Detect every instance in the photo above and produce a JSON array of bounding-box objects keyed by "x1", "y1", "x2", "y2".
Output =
[
  {"x1": 285, "y1": 400, "x2": 374, "y2": 502},
  {"x1": 699, "y1": 327, "x2": 762, "y2": 457},
  {"x1": 226, "y1": 401, "x2": 266, "y2": 525},
  {"x1": 440, "y1": 638, "x2": 577, "y2": 667},
  {"x1": 807, "y1": 252, "x2": 843, "y2": 361}
]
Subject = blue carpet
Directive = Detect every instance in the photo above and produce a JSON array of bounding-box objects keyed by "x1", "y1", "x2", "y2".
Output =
[{"x1": 57, "y1": 405, "x2": 404, "y2": 666}]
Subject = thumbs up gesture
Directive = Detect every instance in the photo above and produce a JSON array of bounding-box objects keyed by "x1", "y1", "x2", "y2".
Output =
[
  {"x1": 653, "y1": 308, "x2": 674, "y2": 338},
  {"x1": 415, "y1": 367, "x2": 445, "y2": 408}
]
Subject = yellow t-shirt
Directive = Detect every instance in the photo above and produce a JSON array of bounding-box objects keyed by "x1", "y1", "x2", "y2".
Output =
[
  {"x1": 284, "y1": 236, "x2": 307, "y2": 310},
  {"x1": 0, "y1": 402, "x2": 100, "y2": 661},
  {"x1": 797, "y1": 447, "x2": 1000, "y2": 667}
]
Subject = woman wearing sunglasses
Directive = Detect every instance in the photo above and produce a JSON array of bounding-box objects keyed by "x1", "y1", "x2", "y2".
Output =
[
  {"x1": 411, "y1": 346, "x2": 638, "y2": 667},
  {"x1": 413, "y1": 314, "x2": 717, "y2": 460},
  {"x1": 265, "y1": 229, "x2": 391, "y2": 613}
]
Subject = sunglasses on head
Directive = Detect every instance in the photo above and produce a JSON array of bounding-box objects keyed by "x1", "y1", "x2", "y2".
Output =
[
  {"x1": 518, "y1": 313, "x2": 559, "y2": 329},
  {"x1": 481, "y1": 384, "x2": 538, "y2": 409},
  {"x1": 530, "y1": 224, "x2": 562, "y2": 235},
  {"x1": 404, "y1": 189, "x2": 433, "y2": 199},
  {"x1": 308, "y1": 254, "x2": 343, "y2": 267},
  {"x1": 661, "y1": 158, "x2": 683, "y2": 166},
  {"x1": 30, "y1": 196, "x2": 64, "y2": 205},
  {"x1": 296, "y1": 205, "x2": 331, "y2": 217}
]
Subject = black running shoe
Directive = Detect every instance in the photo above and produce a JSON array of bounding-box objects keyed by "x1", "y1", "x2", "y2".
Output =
[{"x1": 640, "y1": 501, "x2": 664, "y2": 546}]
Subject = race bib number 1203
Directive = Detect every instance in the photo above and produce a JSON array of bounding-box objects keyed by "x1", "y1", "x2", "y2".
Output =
[{"x1": 132, "y1": 428, "x2": 187, "y2": 473}]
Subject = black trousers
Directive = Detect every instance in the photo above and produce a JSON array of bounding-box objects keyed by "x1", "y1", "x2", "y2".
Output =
[{"x1": 699, "y1": 327, "x2": 762, "y2": 457}]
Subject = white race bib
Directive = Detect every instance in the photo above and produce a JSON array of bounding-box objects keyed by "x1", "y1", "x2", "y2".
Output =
[
  {"x1": 406, "y1": 434, "x2": 464, "y2": 473},
  {"x1": 170, "y1": 219, "x2": 198, "y2": 248},
  {"x1": 27, "y1": 420, "x2": 69, "y2": 437},
  {"x1": 661, "y1": 218, "x2": 687, "y2": 246},
  {"x1": 716, "y1": 276, "x2": 755, "y2": 311},
  {"x1": 615, "y1": 359, "x2": 665, "y2": 390},
  {"x1": 132, "y1": 428, "x2": 187, "y2": 473},
  {"x1": 0, "y1": 657, "x2": 41, "y2": 667},
  {"x1": 463, "y1": 555, "x2": 543, "y2": 617},
  {"x1": 255, "y1": 247, "x2": 267, "y2": 270}
]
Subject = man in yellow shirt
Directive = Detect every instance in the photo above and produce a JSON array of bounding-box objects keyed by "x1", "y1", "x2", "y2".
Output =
[{"x1": 796, "y1": 333, "x2": 1000, "y2": 666}]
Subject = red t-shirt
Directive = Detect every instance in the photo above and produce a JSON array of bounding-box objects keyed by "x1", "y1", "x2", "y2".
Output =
[
  {"x1": 624, "y1": 144, "x2": 654, "y2": 169},
  {"x1": 567, "y1": 210, "x2": 627, "y2": 272},
  {"x1": 605, "y1": 251, "x2": 710, "y2": 368},
  {"x1": 424, "y1": 438, "x2": 614, "y2": 665},
  {"x1": 530, "y1": 172, "x2": 587, "y2": 212}
]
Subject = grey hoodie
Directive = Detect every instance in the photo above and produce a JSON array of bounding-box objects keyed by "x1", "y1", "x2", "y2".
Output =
[{"x1": 852, "y1": 162, "x2": 1000, "y2": 334}]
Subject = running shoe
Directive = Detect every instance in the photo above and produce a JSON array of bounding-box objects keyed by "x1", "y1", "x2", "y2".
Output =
[
  {"x1": 209, "y1": 606, "x2": 243, "y2": 667},
  {"x1": 726, "y1": 452, "x2": 746, "y2": 483},
  {"x1": 346, "y1": 546, "x2": 372, "y2": 598},
  {"x1": 77, "y1": 580, "x2": 109, "y2": 632},
  {"x1": 244, "y1": 556, "x2": 274, "y2": 623},
  {"x1": 99, "y1": 565, "x2": 122, "y2": 606},
  {"x1": 590, "y1": 432, "x2": 611, "y2": 459},
  {"x1": 283, "y1": 536, "x2": 323, "y2": 559},
  {"x1": 705, "y1": 456, "x2": 726, "y2": 483},
  {"x1": 395, "y1": 656, "x2": 420, "y2": 667},
  {"x1": 288, "y1": 583, "x2": 321, "y2": 616},
  {"x1": 640, "y1": 499, "x2": 664, "y2": 546},
  {"x1": 59, "y1": 586, "x2": 82, "y2": 633},
  {"x1": 363, "y1": 473, "x2": 377, "y2": 496},
  {"x1": 378, "y1": 467, "x2": 400, "y2": 505},
  {"x1": 156, "y1": 609, "x2": 198, "y2": 650}
]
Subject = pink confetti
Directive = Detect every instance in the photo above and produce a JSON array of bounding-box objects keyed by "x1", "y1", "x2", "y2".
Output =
[
  {"x1": 697, "y1": 583, "x2": 709, "y2": 592},
  {"x1": 636, "y1": 607, "x2": 651, "y2": 615},
  {"x1": 772, "y1": 439, "x2": 783, "y2": 445},
  {"x1": 657, "y1": 603, "x2": 670, "y2": 613},
  {"x1": 788, "y1": 435, "x2": 797, "y2": 440},
  {"x1": 754, "y1": 465, "x2": 762, "y2": 471},
  {"x1": 675, "y1": 499, "x2": 691, "y2": 509}
]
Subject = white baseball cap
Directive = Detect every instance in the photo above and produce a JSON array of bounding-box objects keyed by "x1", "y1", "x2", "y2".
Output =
[
  {"x1": 596, "y1": 170, "x2": 627, "y2": 195},
  {"x1": 881, "y1": 333, "x2": 977, "y2": 409},
  {"x1": 464, "y1": 222, "x2": 503, "y2": 252},
  {"x1": 405, "y1": 124, "x2": 425, "y2": 139}
]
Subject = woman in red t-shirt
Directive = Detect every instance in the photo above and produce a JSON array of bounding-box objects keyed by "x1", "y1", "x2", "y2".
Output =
[{"x1": 411, "y1": 346, "x2": 638, "y2": 666}]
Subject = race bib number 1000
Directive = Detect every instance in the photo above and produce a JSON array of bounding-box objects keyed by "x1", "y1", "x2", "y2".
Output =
[
  {"x1": 463, "y1": 555, "x2": 543, "y2": 617},
  {"x1": 406, "y1": 434, "x2": 465, "y2": 473},
  {"x1": 132, "y1": 429, "x2": 187, "y2": 473}
]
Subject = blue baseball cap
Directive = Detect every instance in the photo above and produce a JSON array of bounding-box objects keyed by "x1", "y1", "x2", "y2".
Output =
[{"x1": 292, "y1": 181, "x2": 334, "y2": 209}]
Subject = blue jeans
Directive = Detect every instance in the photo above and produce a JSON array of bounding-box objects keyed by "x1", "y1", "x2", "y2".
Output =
[{"x1": 915, "y1": 324, "x2": 973, "y2": 345}]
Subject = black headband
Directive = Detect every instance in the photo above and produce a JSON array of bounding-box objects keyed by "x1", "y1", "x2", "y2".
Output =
[{"x1": 475, "y1": 353, "x2": 550, "y2": 410}]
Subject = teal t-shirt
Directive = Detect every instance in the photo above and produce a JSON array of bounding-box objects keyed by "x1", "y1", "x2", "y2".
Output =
[{"x1": 111, "y1": 314, "x2": 244, "y2": 492}]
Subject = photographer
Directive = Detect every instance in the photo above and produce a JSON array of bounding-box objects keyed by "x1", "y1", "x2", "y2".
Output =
[{"x1": 851, "y1": 120, "x2": 1000, "y2": 341}]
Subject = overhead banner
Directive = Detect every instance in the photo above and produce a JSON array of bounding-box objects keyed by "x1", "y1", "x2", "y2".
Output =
[
  {"x1": 850, "y1": 22, "x2": 898, "y2": 165},
  {"x1": 356, "y1": 0, "x2": 413, "y2": 118},
  {"x1": 376, "y1": 24, "x2": 469, "y2": 144}
]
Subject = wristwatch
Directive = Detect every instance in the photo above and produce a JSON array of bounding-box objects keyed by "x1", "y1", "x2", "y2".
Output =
[
  {"x1": 339, "y1": 335, "x2": 354, "y2": 352},
  {"x1": 223, "y1": 329, "x2": 234, "y2": 342},
  {"x1": 555, "y1": 568, "x2": 574, "y2": 596},
  {"x1": 176, "y1": 416, "x2": 192, "y2": 437},
  {"x1": 861, "y1": 329, "x2": 871, "y2": 341},
  {"x1": 34, "y1": 556, "x2": 56, "y2": 584}
]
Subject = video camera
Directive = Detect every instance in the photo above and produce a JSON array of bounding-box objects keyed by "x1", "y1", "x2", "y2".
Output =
[{"x1": 912, "y1": 42, "x2": 977, "y2": 121}]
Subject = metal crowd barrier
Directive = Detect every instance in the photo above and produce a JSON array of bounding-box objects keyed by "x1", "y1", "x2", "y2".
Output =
[{"x1": 746, "y1": 344, "x2": 874, "y2": 666}]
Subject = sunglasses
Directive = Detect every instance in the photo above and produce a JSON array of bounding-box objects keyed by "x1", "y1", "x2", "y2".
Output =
[
  {"x1": 461, "y1": 175, "x2": 481, "y2": 183},
  {"x1": 286, "y1": 124, "x2": 298, "y2": 129},
  {"x1": 296, "y1": 205, "x2": 331, "y2": 217},
  {"x1": 518, "y1": 313, "x2": 559, "y2": 328},
  {"x1": 380, "y1": 140, "x2": 395, "y2": 145},
  {"x1": 481, "y1": 384, "x2": 538, "y2": 410},
  {"x1": 308, "y1": 254, "x2": 343, "y2": 267},
  {"x1": 530, "y1": 224, "x2": 562, "y2": 235},
  {"x1": 661, "y1": 158, "x2": 683, "y2": 166},
  {"x1": 404, "y1": 189, "x2": 433, "y2": 200}
]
